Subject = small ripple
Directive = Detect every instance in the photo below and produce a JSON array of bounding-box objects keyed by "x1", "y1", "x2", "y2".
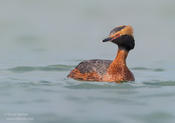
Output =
[
  {"x1": 0, "y1": 80, "x2": 59, "y2": 88},
  {"x1": 133, "y1": 112, "x2": 175, "y2": 123},
  {"x1": 132, "y1": 67, "x2": 164, "y2": 72},
  {"x1": 8, "y1": 64, "x2": 74, "y2": 73},
  {"x1": 18, "y1": 80, "x2": 61, "y2": 87},
  {"x1": 143, "y1": 80, "x2": 175, "y2": 87},
  {"x1": 65, "y1": 79, "x2": 175, "y2": 89},
  {"x1": 64, "y1": 82, "x2": 138, "y2": 89}
]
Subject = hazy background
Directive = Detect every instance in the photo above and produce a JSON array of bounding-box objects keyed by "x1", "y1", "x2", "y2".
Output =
[
  {"x1": 0, "y1": 0, "x2": 175, "y2": 67},
  {"x1": 1, "y1": 1, "x2": 175, "y2": 123}
]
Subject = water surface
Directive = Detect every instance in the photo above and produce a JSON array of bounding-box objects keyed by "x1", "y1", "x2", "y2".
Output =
[{"x1": 0, "y1": 0, "x2": 175, "y2": 123}]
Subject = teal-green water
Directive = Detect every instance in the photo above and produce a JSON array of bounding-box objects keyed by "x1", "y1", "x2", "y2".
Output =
[{"x1": 1, "y1": 0, "x2": 175, "y2": 123}]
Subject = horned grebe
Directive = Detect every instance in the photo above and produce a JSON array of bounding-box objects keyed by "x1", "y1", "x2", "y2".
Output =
[{"x1": 67, "y1": 25, "x2": 135, "y2": 82}]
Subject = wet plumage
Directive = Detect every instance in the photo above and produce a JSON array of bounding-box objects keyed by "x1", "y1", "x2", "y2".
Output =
[
  {"x1": 75, "y1": 59, "x2": 112, "y2": 75},
  {"x1": 68, "y1": 59, "x2": 112, "y2": 81},
  {"x1": 67, "y1": 25, "x2": 135, "y2": 82}
]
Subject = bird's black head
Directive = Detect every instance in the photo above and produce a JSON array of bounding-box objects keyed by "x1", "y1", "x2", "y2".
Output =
[{"x1": 102, "y1": 25, "x2": 135, "y2": 51}]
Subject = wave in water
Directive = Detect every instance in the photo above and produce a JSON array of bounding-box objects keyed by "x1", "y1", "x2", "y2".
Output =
[
  {"x1": 8, "y1": 64, "x2": 74, "y2": 73},
  {"x1": 143, "y1": 80, "x2": 175, "y2": 86},
  {"x1": 64, "y1": 79, "x2": 175, "y2": 89},
  {"x1": 131, "y1": 67, "x2": 164, "y2": 72}
]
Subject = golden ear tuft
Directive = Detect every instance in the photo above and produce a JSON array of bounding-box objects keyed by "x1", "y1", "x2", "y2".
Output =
[
  {"x1": 109, "y1": 25, "x2": 134, "y2": 38},
  {"x1": 120, "y1": 25, "x2": 133, "y2": 36}
]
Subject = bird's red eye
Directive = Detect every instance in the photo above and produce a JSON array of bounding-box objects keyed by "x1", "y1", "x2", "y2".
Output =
[{"x1": 111, "y1": 34, "x2": 121, "y2": 40}]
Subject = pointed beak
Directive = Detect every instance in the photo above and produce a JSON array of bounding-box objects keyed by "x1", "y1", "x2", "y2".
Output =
[
  {"x1": 102, "y1": 37, "x2": 112, "y2": 42},
  {"x1": 102, "y1": 34, "x2": 121, "y2": 42}
]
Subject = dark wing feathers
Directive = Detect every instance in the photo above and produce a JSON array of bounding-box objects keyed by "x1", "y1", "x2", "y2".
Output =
[{"x1": 76, "y1": 59, "x2": 112, "y2": 75}]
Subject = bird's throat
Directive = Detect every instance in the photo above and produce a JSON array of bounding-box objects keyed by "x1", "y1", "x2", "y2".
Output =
[
  {"x1": 113, "y1": 49, "x2": 128, "y2": 65},
  {"x1": 107, "y1": 49, "x2": 128, "y2": 74}
]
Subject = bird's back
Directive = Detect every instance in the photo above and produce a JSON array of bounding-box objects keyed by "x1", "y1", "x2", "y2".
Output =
[{"x1": 67, "y1": 59, "x2": 112, "y2": 81}]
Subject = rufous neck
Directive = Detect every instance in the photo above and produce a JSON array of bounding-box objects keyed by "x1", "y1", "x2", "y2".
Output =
[{"x1": 113, "y1": 49, "x2": 128, "y2": 66}]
